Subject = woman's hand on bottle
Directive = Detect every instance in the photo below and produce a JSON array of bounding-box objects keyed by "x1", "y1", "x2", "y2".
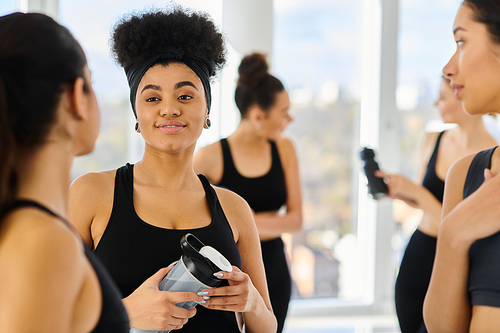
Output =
[
  {"x1": 375, "y1": 171, "x2": 419, "y2": 207},
  {"x1": 200, "y1": 266, "x2": 261, "y2": 313},
  {"x1": 122, "y1": 266, "x2": 204, "y2": 331}
]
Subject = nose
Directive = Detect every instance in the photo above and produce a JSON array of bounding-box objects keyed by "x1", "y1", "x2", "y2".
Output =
[
  {"x1": 160, "y1": 99, "x2": 180, "y2": 117},
  {"x1": 443, "y1": 50, "x2": 458, "y2": 81},
  {"x1": 434, "y1": 99, "x2": 439, "y2": 107}
]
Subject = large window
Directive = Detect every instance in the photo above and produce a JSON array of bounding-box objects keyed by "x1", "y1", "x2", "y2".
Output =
[
  {"x1": 0, "y1": 0, "x2": 18, "y2": 15},
  {"x1": 273, "y1": 0, "x2": 366, "y2": 302},
  {"x1": 393, "y1": 0, "x2": 460, "y2": 260}
]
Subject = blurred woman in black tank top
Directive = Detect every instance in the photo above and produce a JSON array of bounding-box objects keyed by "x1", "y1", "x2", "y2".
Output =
[
  {"x1": 194, "y1": 53, "x2": 303, "y2": 333},
  {"x1": 69, "y1": 8, "x2": 276, "y2": 333},
  {"x1": 376, "y1": 77, "x2": 496, "y2": 333},
  {"x1": 0, "y1": 12, "x2": 128, "y2": 332}
]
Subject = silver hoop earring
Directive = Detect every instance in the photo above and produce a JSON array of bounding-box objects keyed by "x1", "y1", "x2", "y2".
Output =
[
  {"x1": 204, "y1": 117, "x2": 211, "y2": 129},
  {"x1": 135, "y1": 121, "x2": 141, "y2": 133}
]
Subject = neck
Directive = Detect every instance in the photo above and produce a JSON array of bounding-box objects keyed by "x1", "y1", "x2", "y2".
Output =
[
  {"x1": 232, "y1": 120, "x2": 269, "y2": 147},
  {"x1": 135, "y1": 143, "x2": 199, "y2": 190},
  {"x1": 15, "y1": 142, "x2": 74, "y2": 219},
  {"x1": 453, "y1": 116, "x2": 490, "y2": 148}
]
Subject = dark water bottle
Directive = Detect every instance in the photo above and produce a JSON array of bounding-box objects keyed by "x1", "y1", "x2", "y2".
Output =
[{"x1": 360, "y1": 147, "x2": 388, "y2": 199}]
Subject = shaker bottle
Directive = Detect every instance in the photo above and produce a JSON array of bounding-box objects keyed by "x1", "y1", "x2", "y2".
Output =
[
  {"x1": 130, "y1": 233, "x2": 233, "y2": 333},
  {"x1": 360, "y1": 147, "x2": 388, "y2": 199}
]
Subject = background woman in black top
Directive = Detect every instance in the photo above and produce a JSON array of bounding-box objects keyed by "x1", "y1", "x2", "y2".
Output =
[
  {"x1": 69, "y1": 7, "x2": 276, "y2": 333},
  {"x1": 194, "y1": 53, "x2": 302, "y2": 333},
  {"x1": 0, "y1": 12, "x2": 129, "y2": 332},
  {"x1": 424, "y1": 1, "x2": 500, "y2": 331},
  {"x1": 376, "y1": 77, "x2": 496, "y2": 333}
]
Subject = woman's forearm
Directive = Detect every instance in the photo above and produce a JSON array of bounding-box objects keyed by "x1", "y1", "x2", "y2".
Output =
[
  {"x1": 415, "y1": 185, "x2": 443, "y2": 222},
  {"x1": 254, "y1": 210, "x2": 302, "y2": 239},
  {"x1": 423, "y1": 215, "x2": 473, "y2": 333},
  {"x1": 242, "y1": 287, "x2": 277, "y2": 333}
]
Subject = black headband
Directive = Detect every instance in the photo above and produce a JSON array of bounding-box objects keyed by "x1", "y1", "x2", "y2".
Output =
[{"x1": 124, "y1": 47, "x2": 215, "y2": 118}]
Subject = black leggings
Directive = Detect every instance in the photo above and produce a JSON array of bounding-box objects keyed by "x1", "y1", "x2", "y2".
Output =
[
  {"x1": 261, "y1": 237, "x2": 291, "y2": 333},
  {"x1": 395, "y1": 229, "x2": 437, "y2": 333}
]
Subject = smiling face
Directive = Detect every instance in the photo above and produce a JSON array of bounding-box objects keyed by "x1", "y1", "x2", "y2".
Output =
[
  {"x1": 135, "y1": 62, "x2": 208, "y2": 154},
  {"x1": 443, "y1": 3, "x2": 500, "y2": 115}
]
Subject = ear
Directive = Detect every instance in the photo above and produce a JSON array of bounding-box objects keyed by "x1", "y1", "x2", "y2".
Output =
[
  {"x1": 248, "y1": 106, "x2": 265, "y2": 127},
  {"x1": 68, "y1": 77, "x2": 88, "y2": 121}
]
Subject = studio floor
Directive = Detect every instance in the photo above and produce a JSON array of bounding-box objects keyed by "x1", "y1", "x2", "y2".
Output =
[{"x1": 283, "y1": 315, "x2": 400, "y2": 333}]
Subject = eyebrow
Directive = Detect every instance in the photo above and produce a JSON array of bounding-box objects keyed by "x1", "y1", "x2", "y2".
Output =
[
  {"x1": 175, "y1": 81, "x2": 198, "y2": 91},
  {"x1": 140, "y1": 84, "x2": 161, "y2": 95},
  {"x1": 140, "y1": 81, "x2": 198, "y2": 95},
  {"x1": 453, "y1": 27, "x2": 466, "y2": 34}
]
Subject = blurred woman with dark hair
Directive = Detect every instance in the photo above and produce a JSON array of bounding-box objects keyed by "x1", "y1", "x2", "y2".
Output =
[
  {"x1": 0, "y1": 12, "x2": 129, "y2": 332},
  {"x1": 194, "y1": 52, "x2": 302, "y2": 333}
]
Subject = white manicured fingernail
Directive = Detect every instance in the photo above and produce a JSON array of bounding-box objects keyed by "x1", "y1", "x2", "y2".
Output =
[
  {"x1": 203, "y1": 296, "x2": 210, "y2": 300},
  {"x1": 213, "y1": 273, "x2": 223, "y2": 278},
  {"x1": 198, "y1": 291, "x2": 209, "y2": 296},
  {"x1": 198, "y1": 301, "x2": 206, "y2": 304}
]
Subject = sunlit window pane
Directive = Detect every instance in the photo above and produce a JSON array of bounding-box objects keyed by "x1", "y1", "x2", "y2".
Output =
[{"x1": 274, "y1": 0, "x2": 365, "y2": 301}]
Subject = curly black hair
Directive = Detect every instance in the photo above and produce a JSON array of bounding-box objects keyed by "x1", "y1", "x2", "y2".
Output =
[{"x1": 111, "y1": 6, "x2": 226, "y2": 78}]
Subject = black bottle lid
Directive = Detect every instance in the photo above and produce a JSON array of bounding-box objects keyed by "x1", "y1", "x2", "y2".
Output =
[
  {"x1": 180, "y1": 233, "x2": 223, "y2": 287},
  {"x1": 360, "y1": 147, "x2": 375, "y2": 160}
]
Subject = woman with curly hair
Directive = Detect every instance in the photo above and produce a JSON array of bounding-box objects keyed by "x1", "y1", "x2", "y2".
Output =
[
  {"x1": 0, "y1": 12, "x2": 129, "y2": 332},
  {"x1": 194, "y1": 52, "x2": 302, "y2": 333},
  {"x1": 68, "y1": 7, "x2": 277, "y2": 333}
]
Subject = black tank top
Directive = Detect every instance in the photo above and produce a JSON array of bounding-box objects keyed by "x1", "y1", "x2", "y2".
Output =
[
  {"x1": 463, "y1": 147, "x2": 500, "y2": 307},
  {"x1": 95, "y1": 163, "x2": 242, "y2": 332},
  {"x1": 422, "y1": 131, "x2": 446, "y2": 203},
  {"x1": 7, "y1": 200, "x2": 129, "y2": 332},
  {"x1": 218, "y1": 138, "x2": 287, "y2": 212}
]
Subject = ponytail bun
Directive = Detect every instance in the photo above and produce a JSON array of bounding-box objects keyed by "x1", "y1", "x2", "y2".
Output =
[{"x1": 237, "y1": 53, "x2": 269, "y2": 89}]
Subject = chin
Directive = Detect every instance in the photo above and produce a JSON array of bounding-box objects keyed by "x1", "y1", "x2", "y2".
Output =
[{"x1": 77, "y1": 144, "x2": 96, "y2": 157}]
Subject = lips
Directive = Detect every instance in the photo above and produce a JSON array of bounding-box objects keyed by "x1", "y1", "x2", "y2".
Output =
[
  {"x1": 157, "y1": 120, "x2": 186, "y2": 134},
  {"x1": 450, "y1": 83, "x2": 464, "y2": 99}
]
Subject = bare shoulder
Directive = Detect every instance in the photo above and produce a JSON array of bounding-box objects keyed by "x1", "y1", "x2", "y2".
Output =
[
  {"x1": 275, "y1": 135, "x2": 297, "y2": 154},
  {"x1": 446, "y1": 152, "x2": 477, "y2": 183},
  {"x1": 69, "y1": 170, "x2": 117, "y2": 247},
  {"x1": 275, "y1": 135, "x2": 299, "y2": 166},
  {"x1": 70, "y1": 170, "x2": 116, "y2": 195},
  {"x1": 421, "y1": 131, "x2": 440, "y2": 158},
  {"x1": 197, "y1": 140, "x2": 223, "y2": 156},
  {"x1": 1, "y1": 208, "x2": 83, "y2": 278},
  {"x1": 194, "y1": 141, "x2": 224, "y2": 183},
  {"x1": 213, "y1": 186, "x2": 254, "y2": 241},
  {"x1": 69, "y1": 170, "x2": 116, "y2": 211},
  {"x1": 213, "y1": 186, "x2": 252, "y2": 216}
]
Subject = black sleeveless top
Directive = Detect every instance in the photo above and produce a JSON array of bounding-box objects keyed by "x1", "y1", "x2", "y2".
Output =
[
  {"x1": 218, "y1": 138, "x2": 287, "y2": 213},
  {"x1": 7, "y1": 200, "x2": 129, "y2": 332},
  {"x1": 95, "y1": 163, "x2": 242, "y2": 332},
  {"x1": 462, "y1": 147, "x2": 500, "y2": 307},
  {"x1": 422, "y1": 131, "x2": 446, "y2": 203}
]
